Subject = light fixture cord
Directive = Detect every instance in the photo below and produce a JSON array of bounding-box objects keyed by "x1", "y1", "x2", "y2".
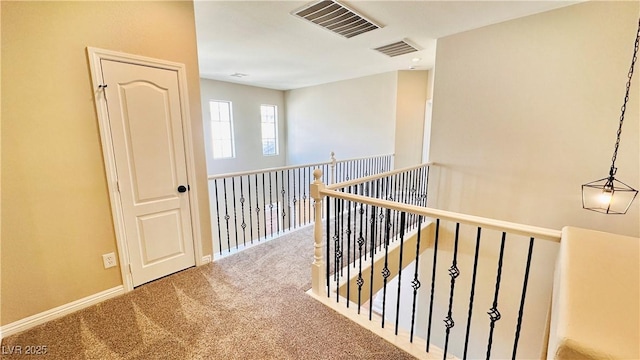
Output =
[{"x1": 609, "y1": 17, "x2": 640, "y2": 179}]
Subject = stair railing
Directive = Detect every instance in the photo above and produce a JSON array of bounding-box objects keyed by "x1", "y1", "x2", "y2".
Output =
[
  {"x1": 309, "y1": 165, "x2": 561, "y2": 359},
  {"x1": 208, "y1": 153, "x2": 393, "y2": 257}
]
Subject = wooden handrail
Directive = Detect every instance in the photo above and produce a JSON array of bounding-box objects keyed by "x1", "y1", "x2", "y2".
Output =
[
  {"x1": 319, "y1": 187, "x2": 561, "y2": 242},
  {"x1": 326, "y1": 162, "x2": 433, "y2": 190},
  {"x1": 207, "y1": 152, "x2": 394, "y2": 181}
]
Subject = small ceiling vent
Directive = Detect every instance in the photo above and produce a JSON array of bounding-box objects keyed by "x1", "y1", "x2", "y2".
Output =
[
  {"x1": 292, "y1": 0, "x2": 382, "y2": 39},
  {"x1": 373, "y1": 40, "x2": 420, "y2": 57}
]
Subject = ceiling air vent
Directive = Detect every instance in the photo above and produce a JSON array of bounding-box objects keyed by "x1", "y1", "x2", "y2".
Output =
[
  {"x1": 292, "y1": 0, "x2": 381, "y2": 39},
  {"x1": 374, "y1": 40, "x2": 419, "y2": 57}
]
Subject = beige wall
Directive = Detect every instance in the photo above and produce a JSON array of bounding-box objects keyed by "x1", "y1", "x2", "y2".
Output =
[
  {"x1": 285, "y1": 72, "x2": 398, "y2": 164},
  {"x1": 1, "y1": 1, "x2": 211, "y2": 325},
  {"x1": 429, "y1": 1, "x2": 639, "y2": 237},
  {"x1": 200, "y1": 79, "x2": 287, "y2": 174},
  {"x1": 394, "y1": 70, "x2": 429, "y2": 169}
]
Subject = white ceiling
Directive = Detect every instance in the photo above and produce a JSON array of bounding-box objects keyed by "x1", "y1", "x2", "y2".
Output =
[{"x1": 194, "y1": 0, "x2": 580, "y2": 90}]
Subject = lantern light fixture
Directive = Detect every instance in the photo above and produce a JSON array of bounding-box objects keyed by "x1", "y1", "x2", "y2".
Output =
[{"x1": 582, "y1": 18, "x2": 640, "y2": 214}]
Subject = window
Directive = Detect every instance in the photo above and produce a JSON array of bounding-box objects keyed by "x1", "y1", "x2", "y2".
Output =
[
  {"x1": 210, "y1": 100, "x2": 235, "y2": 159},
  {"x1": 260, "y1": 104, "x2": 278, "y2": 156}
]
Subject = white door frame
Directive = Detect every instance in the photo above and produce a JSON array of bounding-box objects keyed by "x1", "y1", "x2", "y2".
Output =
[{"x1": 87, "y1": 47, "x2": 204, "y2": 292}]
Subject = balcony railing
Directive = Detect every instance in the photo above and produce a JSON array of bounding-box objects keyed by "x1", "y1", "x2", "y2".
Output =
[
  {"x1": 309, "y1": 164, "x2": 562, "y2": 359},
  {"x1": 207, "y1": 153, "x2": 394, "y2": 257}
]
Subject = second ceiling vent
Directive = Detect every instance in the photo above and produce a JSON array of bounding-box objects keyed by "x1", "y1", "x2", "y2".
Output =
[
  {"x1": 373, "y1": 40, "x2": 420, "y2": 57},
  {"x1": 292, "y1": 0, "x2": 382, "y2": 39}
]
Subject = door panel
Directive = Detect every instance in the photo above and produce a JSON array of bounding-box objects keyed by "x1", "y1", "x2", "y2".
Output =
[
  {"x1": 101, "y1": 59, "x2": 195, "y2": 286},
  {"x1": 120, "y1": 82, "x2": 178, "y2": 202},
  {"x1": 137, "y1": 210, "x2": 185, "y2": 264}
]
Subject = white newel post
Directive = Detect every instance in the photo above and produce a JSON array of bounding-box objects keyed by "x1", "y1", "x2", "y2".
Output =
[
  {"x1": 310, "y1": 168, "x2": 326, "y2": 295},
  {"x1": 329, "y1": 151, "x2": 336, "y2": 185}
]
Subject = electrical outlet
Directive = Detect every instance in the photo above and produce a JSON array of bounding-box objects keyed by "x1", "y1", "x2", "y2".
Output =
[{"x1": 102, "y1": 252, "x2": 117, "y2": 269}]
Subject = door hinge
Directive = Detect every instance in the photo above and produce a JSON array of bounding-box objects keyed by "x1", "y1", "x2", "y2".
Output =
[{"x1": 128, "y1": 264, "x2": 132, "y2": 274}]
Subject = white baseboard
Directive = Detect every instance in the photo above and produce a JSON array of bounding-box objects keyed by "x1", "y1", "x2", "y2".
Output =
[
  {"x1": 1, "y1": 285, "x2": 124, "y2": 340},
  {"x1": 201, "y1": 255, "x2": 212, "y2": 264}
]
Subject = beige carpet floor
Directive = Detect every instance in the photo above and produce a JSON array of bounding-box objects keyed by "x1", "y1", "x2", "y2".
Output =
[{"x1": 1, "y1": 226, "x2": 416, "y2": 359}]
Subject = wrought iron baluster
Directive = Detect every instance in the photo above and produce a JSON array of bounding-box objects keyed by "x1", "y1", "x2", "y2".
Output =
[
  {"x1": 424, "y1": 165, "x2": 430, "y2": 206},
  {"x1": 364, "y1": 194, "x2": 370, "y2": 261},
  {"x1": 409, "y1": 215, "x2": 423, "y2": 342},
  {"x1": 376, "y1": 179, "x2": 384, "y2": 251},
  {"x1": 417, "y1": 166, "x2": 425, "y2": 206},
  {"x1": 368, "y1": 205, "x2": 377, "y2": 321},
  {"x1": 255, "y1": 174, "x2": 261, "y2": 243},
  {"x1": 463, "y1": 227, "x2": 483, "y2": 359},
  {"x1": 231, "y1": 177, "x2": 239, "y2": 249},
  {"x1": 323, "y1": 163, "x2": 329, "y2": 187},
  {"x1": 345, "y1": 190, "x2": 352, "y2": 308},
  {"x1": 426, "y1": 218, "x2": 440, "y2": 352},
  {"x1": 292, "y1": 168, "x2": 298, "y2": 229},
  {"x1": 381, "y1": 208, "x2": 392, "y2": 328},
  {"x1": 262, "y1": 173, "x2": 267, "y2": 240},
  {"x1": 365, "y1": 158, "x2": 370, "y2": 178},
  {"x1": 338, "y1": 191, "x2": 344, "y2": 277},
  {"x1": 334, "y1": 197, "x2": 341, "y2": 303},
  {"x1": 486, "y1": 232, "x2": 507, "y2": 360},
  {"x1": 247, "y1": 175, "x2": 254, "y2": 244},
  {"x1": 357, "y1": 194, "x2": 366, "y2": 314},
  {"x1": 397, "y1": 172, "x2": 404, "y2": 233},
  {"x1": 378, "y1": 177, "x2": 384, "y2": 241},
  {"x1": 326, "y1": 197, "x2": 331, "y2": 297},
  {"x1": 512, "y1": 237, "x2": 535, "y2": 360},
  {"x1": 269, "y1": 172, "x2": 274, "y2": 237},
  {"x1": 414, "y1": 166, "x2": 421, "y2": 207},
  {"x1": 443, "y1": 223, "x2": 462, "y2": 359},
  {"x1": 223, "y1": 178, "x2": 231, "y2": 252},
  {"x1": 390, "y1": 173, "x2": 398, "y2": 237},
  {"x1": 406, "y1": 170, "x2": 414, "y2": 227},
  {"x1": 214, "y1": 179, "x2": 223, "y2": 255},
  {"x1": 274, "y1": 171, "x2": 279, "y2": 235},
  {"x1": 297, "y1": 167, "x2": 302, "y2": 227},
  {"x1": 239, "y1": 176, "x2": 247, "y2": 247},
  {"x1": 402, "y1": 170, "x2": 408, "y2": 207},
  {"x1": 343, "y1": 161, "x2": 348, "y2": 182},
  {"x1": 394, "y1": 212, "x2": 407, "y2": 335},
  {"x1": 350, "y1": 186, "x2": 358, "y2": 269},
  {"x1": 352, "y1": 160, "x2": 356, "y2": 180},
  {"x1": 326, "y1": 163, "x2": 330, "y2": 184},
  {"x1": 409, "y1": 168, "x2": 415, "y2": 206},
  {"x1": 280, "y1": 170, "x2": 286, "y2": 234},
  {"x1": 305, "y1": 166, "x2": 309, "y2": 224}
]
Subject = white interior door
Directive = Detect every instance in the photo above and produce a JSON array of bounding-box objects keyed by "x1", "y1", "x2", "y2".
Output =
[{"x1": 100, "y1": 59, "x2": 195, "y2": 287}]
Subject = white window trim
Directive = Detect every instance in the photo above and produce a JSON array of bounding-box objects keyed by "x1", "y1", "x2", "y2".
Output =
[
  {"x1": 210, "y1": 100, "x2": 236, "y2": 159},
  {"x1": 260, "y1": 104, "x2": 279, "y2": 157}
]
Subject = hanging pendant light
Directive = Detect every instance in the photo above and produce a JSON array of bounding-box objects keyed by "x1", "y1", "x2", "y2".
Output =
[{"x1": 582, "y1": 18, "x2": 640, "y2": 214}]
